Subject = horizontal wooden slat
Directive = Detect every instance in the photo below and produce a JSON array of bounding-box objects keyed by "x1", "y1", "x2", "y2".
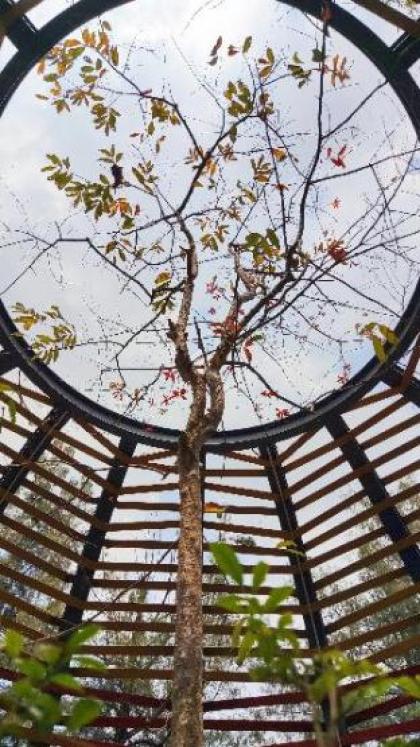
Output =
[
  {"x1": 327, "y1": 583, "x2": 420, "y2": 634},
  {"x1": 299, "y1": 459, "x2": 420, "y2": 536},
  {"x1": 305, "y1": 482, "x2": 419, "y2": 551}
]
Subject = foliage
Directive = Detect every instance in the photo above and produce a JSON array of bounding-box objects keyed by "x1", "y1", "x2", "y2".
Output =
[
  {"x1": 24, "y1": 14, "x2": 409, "y2": 427},
  {"x1": 211, "y1": 542, "x2": 420, "y2": 746},
  {"x1": 357, "y1": 321, "x2": 399, "y2": 363},
  {"x1": 0, "y1": 381, "x2": 17, "y2": 430},
  {"x1": 2, "y1": 5, "x2": 419, "y2": 744},
  {"x1": 0, "y1": 625, "x2": 104, "y2": 740},
  {"x1": 12, "y1": 303, "x2": 77, "y2": 365},
  {"x1": 325, "y1": 483, "x2": 420, "y2": 729}
]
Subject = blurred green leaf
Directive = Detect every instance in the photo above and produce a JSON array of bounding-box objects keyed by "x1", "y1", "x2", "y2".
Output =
[
  {"x1": 65, "y1": 624, "x2": 101, "y2": 653},
  {"x1": 211, "y1": 542, "x2": 243, "y2": 585},
  {"x1": 66, "y1": 698, "x2": 101, "y2": 731},
  {"x1": 3, "y1": 630, "x2": 24, "y2": 658},
  {"x1": 252, "y1": 562, "x2": 268, "y2": 590}
]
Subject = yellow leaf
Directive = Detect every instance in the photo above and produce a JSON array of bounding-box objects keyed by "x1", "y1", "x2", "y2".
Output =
[
  {"x1": 111, "y1": 47, "x2": 119, "y2": 66},
  {"x1": 273, "y1": 148, "x2": 287, "y2": 162},
  {"x1": 64, "y1": 38, "x2": 81, "y2": 48},
  {"x1": 204, "y1": 502, "x2": 226, "y2": 515},
  {"x1": 155, "y1": 271, "x2": 171, "y2": 286}
]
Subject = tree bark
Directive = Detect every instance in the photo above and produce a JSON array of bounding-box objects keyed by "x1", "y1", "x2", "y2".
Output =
[{"x1": 169, "y1": 431, "x2": 204, "y2": 747}]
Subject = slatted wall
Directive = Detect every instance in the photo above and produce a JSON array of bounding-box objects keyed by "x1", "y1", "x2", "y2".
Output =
[{"x1": 0, "y1": 345, "x2": 419, "y2": 745}]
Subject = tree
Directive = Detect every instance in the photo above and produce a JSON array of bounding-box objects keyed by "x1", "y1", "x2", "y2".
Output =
[
  {"x1": 85, "y1": 566, "x2": 267, "y2": 746},
  {"x1": 0, "y1": 626, "x2": 104, "y2": 746},
  {"x1": 2, "y1": 2, "x2": 419, "y2": 743}
]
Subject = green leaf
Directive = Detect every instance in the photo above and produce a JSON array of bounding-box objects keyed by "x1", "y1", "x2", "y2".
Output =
[
  {"x1": 73, "y1": 655, "x2": 107, "y2": 671},
  {"x1": 66, "y1": 698, "x2": 102, "y2": 731},
  {"x1": 65, "y1": 624, "x2": 101, "y2": 653},
  {"x1": 396, "y1": 675, "x2": 420, "y2": 699},
  {"x1": 216, "y1": 594, "x2": 249, "y2": 614},
  {"x1": 252, "y1": 562, "x2": 268, "y2": 590},
  {"x1": 372, "y1": 335, "x2": 386, "y2": 362},
  {"x1": 229, "y1": 125, "x2": 237, "y2": 143},
  {"x1": 17, "y1": 658, "x2": 47, "y2": 681},
  {"x1": 210, "y1": 542, "x2": 243, "y2": 585},
  {"x1": 232, "y1": 620, "x2": 244, "y2": 649},
  {"x1": 237, "y1": 630, "x2": 256, "y2": 664},
  {"x1": 29, "y1": 690, "x2": 61, "y2": 729},
  {"x1": 266, "y1": 229, "x2": 279, "y2": 248},
  {"x1": 312, "y1": 47, "x2": 325, "y2": 63},
  {"x1": 378, "y1": 324, "x2": 399, "y2": 347},
  {"x1": 242, "y1": 36, "x2": 252, "y2": 54},
  {"x1": 3, "y1": 630, "x2": 24, "y2": 658},
  {"x1": 276, "y1": 539, "x2": 305, "y2": 557},
  {"x1": 50, "y1": 673, "x2": 82, "y2": 692},
  {"x1": 263, "y1": 586, "x2": 293, "y2": 613}
]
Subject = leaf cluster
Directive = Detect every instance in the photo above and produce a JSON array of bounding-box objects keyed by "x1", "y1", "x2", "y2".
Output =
[
  {"x1": 211, "y1": 543, "x2": 420, "y2": 745},
  {"x1": 0, "y1": 625, "x2": 105, "y2": 739},
  {"x1": 12, "y1": 302, "x2": 77, "y2": 365}
]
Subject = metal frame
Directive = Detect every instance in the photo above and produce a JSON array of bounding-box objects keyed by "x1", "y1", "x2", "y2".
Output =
[
  {"x1": 61, "y1": 434, "x2": 137, "y2": 629},
  {"x1": 326, "y1": 413, "x2": 420, "y2": 584},
  {"x1": 0, "y1": 6, "x2": 418, "y2": 741},
  {"x1": 260, "y1": 444, "x2": 329, "y2": 651},
  {"x1": 0, "y1": 0, "x2": 418, "y2": 450},
  {"x1": 261, "y1": 443, "x2": 348, "y2": 734},
  {"x1": 0, "y1": 348, "x2": 19, "y2": 376},
  {"x1": 382, "y1": 363, "x2": 420, "y2": 407},
  {"x1": 0, "y1": 405, "x2": 69, "y2": 515}
]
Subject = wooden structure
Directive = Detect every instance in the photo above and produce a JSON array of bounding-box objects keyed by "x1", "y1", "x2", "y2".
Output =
[
  {"x1": 0, "y1": 339, "x2": 419, "y2": 745},
  {"x1": 0, "y1": 0, "x2": 419, "y2": 744}
]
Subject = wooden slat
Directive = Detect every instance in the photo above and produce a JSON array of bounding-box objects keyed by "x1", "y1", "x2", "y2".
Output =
[
  {"x1": 368, "y1": 634, "x2": 420, "y2": 664},
  {"x1": 0, "y1": 534, "x2": 70, "y2": 582},
  {"x1": 350, "y1": 386, "x2": 399, "y2": 410},
  {"x1": 327, "y1": 583, "x2": 420, "y2": 634},
  {"x1": 284, "y1": 396, "x2": 406, "y2": 475},
  {"x1": 0, "y1": 440, "x2": 102, "y2": 504},
  {"x1": 314, "y1": 525, "x2": 420, "y2": 585},
  {"x1": 0, "y1": 514, "x2": 96, "y2": 570},
  {"x1": 1, "y1": 491, "x2": 87, "y2": 544},
  {"x1": 299, "y1": 459, "x2": 420, "y2": 536},
  {"x1": 0, "y1": 377, "x2": 51, "y2": 405},
  {"x1": 0, "y1": 562, "x2": 85, "y2": 609},
  {"x1": 332, "y1": 614, "x2": 420, "y2": 652},
  {"x1": 305, "y1": 482, "x2": 419, "y2": 551},
  {"x1": 294, "y1": 434, "x2": 419, "y2": 510}
]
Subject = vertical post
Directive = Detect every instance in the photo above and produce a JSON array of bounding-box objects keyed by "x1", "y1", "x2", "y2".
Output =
[
  {"x1": 61, "y1": 433, "x2": 137, "y2": 628},
  {"x1": 326, "y1": 414, "x2": 420, "y2": 583},
  {"x1": 0, "y1": 406, "x2": 69, "y2": 516},
  {"x1": 260, "y1": 443, "x2": 329, "y2": 649},
  {"x1": 260, "y1": 443, "x2": 345, "y2": 737}
]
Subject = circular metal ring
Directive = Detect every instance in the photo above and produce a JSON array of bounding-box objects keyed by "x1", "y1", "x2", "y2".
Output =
[{"x1": 0, "y1": 0, "x2": 419, "y2": 451}]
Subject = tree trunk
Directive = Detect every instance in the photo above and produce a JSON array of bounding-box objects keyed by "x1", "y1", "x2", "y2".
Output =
[{"x1": 169, "y1": 432, "x2": 204, "y2": 747}]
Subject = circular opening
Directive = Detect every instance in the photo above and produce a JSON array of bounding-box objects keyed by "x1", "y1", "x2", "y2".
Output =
[{"x1": 0, "y1": 0, "x2": 419, "y2": 446}]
